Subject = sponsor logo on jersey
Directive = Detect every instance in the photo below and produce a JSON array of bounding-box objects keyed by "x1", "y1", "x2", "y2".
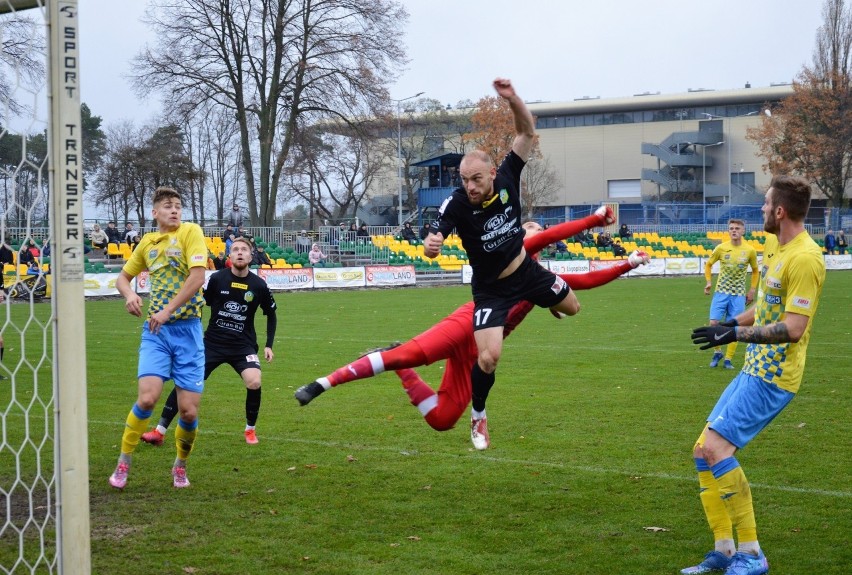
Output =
[
  {"x1": 791, "y1": 296, "x2": 811, "y2": 309},
  {"x1": 764, "y1": 294, "x2": 781, "y2": 305},
  {"x1": 231, "y1": 282, "x2": 248, "y2": 290},
  {"x1": 766, "y1": 277, "x2": 781, "y2": 289},
  {"x1": 484, "y1": 213, "x2": 508, "y2": 232},
  {"x1": 190, "y1": 254, "x2": 206, "y2": 263}
]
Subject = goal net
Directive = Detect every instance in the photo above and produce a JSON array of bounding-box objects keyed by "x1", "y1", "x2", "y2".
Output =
[{"x1": 0, "y1": 1, "x2": 89, "y2": 574}]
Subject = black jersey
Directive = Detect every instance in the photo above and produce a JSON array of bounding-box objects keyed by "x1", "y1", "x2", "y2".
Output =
[
  {"x1": 203, "y1": 269, "x2": 277, "y2": 352},
  {"x1": 434, "y1": 151, "x2": 526, "y2": 283}
]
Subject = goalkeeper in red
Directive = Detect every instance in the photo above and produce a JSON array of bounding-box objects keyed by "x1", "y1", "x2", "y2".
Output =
[
  {"x1": 686, "y1": 175, "x2": 825, "y2": 575},
  {"x1": 295, "y1": 208, "x2": 650, "y2": 448}
]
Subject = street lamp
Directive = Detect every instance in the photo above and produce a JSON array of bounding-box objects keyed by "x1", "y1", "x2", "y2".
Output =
[
  {"x1": 702, "y1": 111, "x2": 758, "y2": 204},
  {"x1": 394, "y1": 92, "x2": 425, "y2": 226},
  {"x1": 702, "y1": 141, "x2": 724, "y2": 226}
]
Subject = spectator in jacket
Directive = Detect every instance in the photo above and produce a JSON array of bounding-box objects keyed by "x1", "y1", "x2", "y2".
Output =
[
  {"x1": 90, "y1": 224, "x2": 109, "y2": 251},
  {"x1": 227, "y1": 204, "x2": 244, "y2": 228},
  {"x1": 837, "y1": 229, "x2": 848, "y2": 255},
  {"x1": 401, "y1": 222, "x2": 417, "y2": 242},
  {"x1": 308, "y1": 243, "x2": 327, "y2": 267},
  {"x1": 105, "y1": 222, "x2": 122, "y2": 245},
  {"x1": 253, "y1": 245, "x2": 273, "y2": 268},
  {"x1": 824, "y1": 230, "x2": 836, "y2": 254}
]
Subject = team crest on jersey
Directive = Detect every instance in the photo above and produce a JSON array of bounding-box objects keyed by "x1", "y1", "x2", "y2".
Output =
[
  {"x1": 499, "y1": 189, "x2": 508, "y2": 204},
  {"x1": 148, "y1": 249, "x2": 158, "y2": 259},
  {"x1": 245, "y1": 290, "x2": 254, "y2": 302}
]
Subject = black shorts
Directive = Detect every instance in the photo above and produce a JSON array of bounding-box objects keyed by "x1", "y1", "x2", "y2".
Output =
[
  {"x1": 471, "y1": 255, "x2": 570, "y2": 331},
  {"x1": 204, "y1": 344, "x2": 262, "y2": 380}
]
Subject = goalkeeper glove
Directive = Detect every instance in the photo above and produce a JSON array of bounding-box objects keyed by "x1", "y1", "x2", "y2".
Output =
[
  {"x1": 691, "y1": 325, "x2": 738, "y2": 350},
  {"x1": 719, "y1": 318, "x2": 738, "y2": 327}
]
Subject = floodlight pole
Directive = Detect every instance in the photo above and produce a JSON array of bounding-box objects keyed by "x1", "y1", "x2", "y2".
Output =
[{"x1": 394, "y1": 92, "x2": 425, "y2": 226}]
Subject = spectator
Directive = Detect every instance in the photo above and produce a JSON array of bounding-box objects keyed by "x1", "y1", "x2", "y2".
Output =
[
  {"x1": 296, "y1": 230, "x2": 312, "y2": 253},
  {"x1": 253, "y1": 245, "x2": 273, "y2": 268},
  {"x1": 595, "y1": 230, "x2": 613, "y2": 248},
  {"x1": 223, "y1": 224, "x2": 237, "y2": 254},
  {"x1": 401, "y1": 222, "x2": 417, "y2": 242},
  {"x1": 551, "y1": 240, "x2": 567, "y2": 256},
  {"x1": 573, "y1": 230, "x2": 594, "y2": 247},
  {"x1": 824, "y1": 229, "x2": 836, "y2": 254},
  {"x1": 128, "y1": 233, "x2": 141, "y2": 251},
  {"x1": 239, "y1": 227, "x2": 252, "y2": 241},
  {"x1": 612, "y1": 240, "x2": 627, "y2": 257},
  {"x1": 308, "y1": 243, "x2": 327, "y2": 267},
  {"x1": 347, "y1": 223, "x2": 358, "y2": 239},
  {"x1": 90, "y1": 224, "x2": 109, "y2": 251},
  {"x1": 105, "y1": 221, "x2": 122, "y2": 245},
  {"x1": 206, "y1": 252, "x2": 217, "y2": 270},
  {"x1": 837, "y1": 229, "x2": 848, "y2": 255},
  {"x1": 618, "y1": 223, "x2": 632, "y2": 240},
  {"x1": 419, "y1": 222, "x2": 433, "y2": 240},
  {"x1": 124, "y1": 223, "x2": 139, "y2": 246},
  {"x1": 356, "y1": 224, "x2": 370, "y2": 242},
  {"x1": 212, "y1": 251, "x2": 227, "y2": 270},
  {"x1": 41, "y1": 240, "x2": 51, "y2": 257},
  {"x1": 330, "y1": 223, "x2": 345, "y2": 246},
  {"x1": 0, "y1": 240, "x2": 13, "y2": 267},
  {"x1": 26, "y1": 240, "x2": 40, "y2": 260},
  {"x1": 18, "y1": 244, "x2": 34, "y2": 266},
  {"x1": 227, "y1": 203, "x2": 243, "y2": 228}
]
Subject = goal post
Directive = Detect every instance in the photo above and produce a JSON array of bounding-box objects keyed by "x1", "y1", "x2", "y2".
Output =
[
  {"x1": 47, "y1": 1, "x2": 90, "y2": 574},
  {"x1": 0, "y1": 0, "x2": 90, "y2": 573}
]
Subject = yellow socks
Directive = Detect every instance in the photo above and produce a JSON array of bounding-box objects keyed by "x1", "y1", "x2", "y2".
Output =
[
  {"x1": 712, "y1": 457, "x2": 758, "y2": 545},
  {"x1": 175, "y1": 418, "x2": 198, "y2": 460},
  {"x1": 725, "y1": 342, "x2": 738, "y2": 361},
  {"x1": 695, "y1": 458, "x2": 733, "y2": 541},
  {"x1": 120, "y1": 403, "x2": 152, "y2": 455}
]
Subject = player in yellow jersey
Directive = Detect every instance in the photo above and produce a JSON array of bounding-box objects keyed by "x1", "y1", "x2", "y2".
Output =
[
  {"x1": 685, "y1": 176, "x2": 825, "y2": 575},
  {"x1": 703, "y1": 219, "x2": 759, "y2": 370},
  {"x1": 109, "y1": 187, "x2": 209, "y2": 490}
]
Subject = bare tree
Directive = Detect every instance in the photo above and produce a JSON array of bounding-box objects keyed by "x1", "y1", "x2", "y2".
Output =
[
  {"x1": 521, "y1": 154, "x2": 562, "y2": 220},
  {"x1": 288, "y1": 127, "x2": 382, "y2": 225},
  {"x1": 747, "y1": 0, "x2": 852, "y2": 210},
  {"x1": 0, "y1": 13, "x2": 45, "y2": 122},
  {"x1": 133, "y1": 0, "x2": 408, "y2": 226}
]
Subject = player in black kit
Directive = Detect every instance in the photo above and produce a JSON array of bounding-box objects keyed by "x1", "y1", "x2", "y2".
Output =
[
  {"x1": 141, "y1": 237, "x2": 277, "y2": 445},
  {"x1": 423, "y1": 78, "x2": 587, "y2": 450}
]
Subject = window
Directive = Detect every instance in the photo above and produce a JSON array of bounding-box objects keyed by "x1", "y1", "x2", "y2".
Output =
[{"x1": 608, "y1": 180, "x2": 641, "y2": 199}]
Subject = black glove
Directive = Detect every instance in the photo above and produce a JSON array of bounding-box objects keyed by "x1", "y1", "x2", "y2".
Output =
[
  {"x1": 691, "y1": 325, "x2": 738, "y2": 350},
  {"x1": 719, "y1": 319, "x2": 738, "y2": 327}
]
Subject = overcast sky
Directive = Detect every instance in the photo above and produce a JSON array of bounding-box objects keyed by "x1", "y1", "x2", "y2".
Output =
[{"x1": 80, "y1": 0, "x2": 825, "y2": 126}]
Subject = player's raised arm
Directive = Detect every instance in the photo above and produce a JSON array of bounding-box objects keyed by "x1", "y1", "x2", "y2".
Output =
[{"x1": 493, "y1": 78, "x2": 536, "y2": 161}]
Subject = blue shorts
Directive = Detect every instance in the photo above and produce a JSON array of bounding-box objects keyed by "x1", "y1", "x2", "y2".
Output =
[
  {"x1": 709, "y1": 292, "x2": 746, "y2": 322},
  {"x1": 707, "y1": 371, "x2": 795, "y2": 449},
  {"x1": 138, "y1": 318, "x2": 205, "y2": 392}
]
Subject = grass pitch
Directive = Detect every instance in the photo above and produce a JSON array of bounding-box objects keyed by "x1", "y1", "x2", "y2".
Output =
[{"x1": 15, "y1": 273, "x2": 852, "y2": 573}]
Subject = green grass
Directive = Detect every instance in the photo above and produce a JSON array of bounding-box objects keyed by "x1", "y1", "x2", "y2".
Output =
[{"x1": 4, "y1": 273, "x2": 852, "y2": 574}]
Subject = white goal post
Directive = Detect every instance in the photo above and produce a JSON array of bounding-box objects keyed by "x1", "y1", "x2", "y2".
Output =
[{"x1": 0, "y1": 1, "x2": 89, "y2": 574}]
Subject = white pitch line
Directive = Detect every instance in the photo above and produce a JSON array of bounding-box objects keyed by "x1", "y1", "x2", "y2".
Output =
[{"x1": 91, "y1": 419, "x2": 852, "y2": 499}]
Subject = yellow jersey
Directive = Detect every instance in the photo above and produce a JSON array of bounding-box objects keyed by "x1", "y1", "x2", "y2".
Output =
[
  {"x1": 122, "y1": 222, "x2": 208, "y2": 322},
  {"x1": 705, "y1": 240, "x2": 759, "y2": 296},
  {"x1": 742, "y1": 232, "x2": 825, "y2": 393}
]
